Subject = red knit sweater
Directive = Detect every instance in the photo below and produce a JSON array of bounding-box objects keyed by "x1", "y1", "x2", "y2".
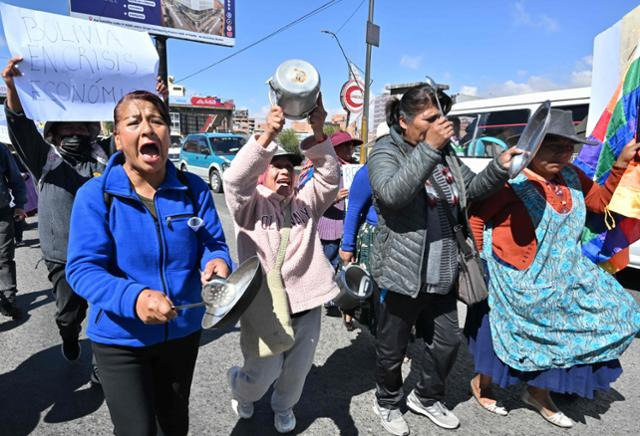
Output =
[{"x1": 469, "y1": 164, "x2": 626, "y2": 270}]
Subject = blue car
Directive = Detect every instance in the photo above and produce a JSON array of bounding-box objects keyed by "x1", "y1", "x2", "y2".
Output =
[{"x1": 178, "y1": 133, "x2": 246, "y2": 193}]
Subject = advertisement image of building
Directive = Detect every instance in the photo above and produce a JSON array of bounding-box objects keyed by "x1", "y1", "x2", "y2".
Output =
[{"x1": 169, "y1": 95, "x2": 235, "y2": 137}]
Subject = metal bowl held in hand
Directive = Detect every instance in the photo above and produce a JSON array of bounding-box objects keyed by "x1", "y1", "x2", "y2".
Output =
[
  {"x1": 508, "y1": 100, "x2": 552, "y2": 178},
  {"x1": 268, "y1": 59, "x2": 320, "y2": 120},
  {"x1": 334, "y1": 264, "x2": 373, "y2": 311},
  {"x1": 173, "y1": 257, "x2": 263, "y2": 329},
  {"x1": 201, "y1": 256, "x2": 263, "y2": 329}
]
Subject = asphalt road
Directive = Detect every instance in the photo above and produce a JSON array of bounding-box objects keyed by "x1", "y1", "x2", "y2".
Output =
[{"x1": 1, "y1": 192, "x2": 639, "y2": 436}]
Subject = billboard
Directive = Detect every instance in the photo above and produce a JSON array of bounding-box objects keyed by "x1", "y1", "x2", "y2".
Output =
[
  {"x1": 170, "y1": 95, "x2": 234, "y2": 109},
  {"x1": 69, "y1": 0, "x2": 235, "y2": 46}
]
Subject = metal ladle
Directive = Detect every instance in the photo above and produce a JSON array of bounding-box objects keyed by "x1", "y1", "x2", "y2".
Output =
[
  {"x1": 424, "y1": 75, "x2": 445, "y2": 115},
  {"x1": 424, "y1": 75, "x2": 463, "y2": 151},
  {"x1": 173, "y1": 277, "x2": 236, "y2": 311}
]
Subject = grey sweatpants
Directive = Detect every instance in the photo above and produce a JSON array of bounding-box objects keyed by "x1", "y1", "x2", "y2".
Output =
[{"x1": 230, "y1": 307, "x2": 321, "y2": 413}]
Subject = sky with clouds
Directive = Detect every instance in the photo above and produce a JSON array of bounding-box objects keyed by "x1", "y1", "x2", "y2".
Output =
[{"x1": 0, "y1": 0, "x2": 638, "y2": 121}]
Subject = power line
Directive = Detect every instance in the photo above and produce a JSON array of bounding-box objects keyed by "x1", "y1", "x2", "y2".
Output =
[
  {"x1": 336, "y1": 0, "x2": 366, "y2": 34},
  {"x1": 175, "y1": 0, "x2": 345, "y2": 83}
]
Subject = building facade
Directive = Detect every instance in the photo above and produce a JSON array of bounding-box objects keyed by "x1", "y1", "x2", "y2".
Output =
[
  {"x1": 232, "y1": 109, "x2": 256, "y2": 135},
  {"x1": 169, "y1": 95, "x2": 234, "y2": 137}
]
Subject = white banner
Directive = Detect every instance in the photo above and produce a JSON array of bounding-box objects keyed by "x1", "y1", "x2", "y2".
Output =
[
  {"x1": 0, "y1": 110, "x2": 9, "y2": 144},
  {"x1": 341, "y1": 163, "x2": 363, "y2": 209},
  {"x1": 0, "y1": 3, "x2": 159, "y2": 121},
  {"x1": 342, "y1": 164, "x2": 363, "y2": 191}
]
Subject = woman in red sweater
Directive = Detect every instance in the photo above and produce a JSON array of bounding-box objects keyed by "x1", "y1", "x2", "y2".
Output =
[{"x1": 465, "y1": 109, "x2": 640, "y2": 428}]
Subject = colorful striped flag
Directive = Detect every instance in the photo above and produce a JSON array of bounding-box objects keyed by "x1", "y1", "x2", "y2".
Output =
[{"x1": 574, "y1": 43, "x2": 640, "y2": 272}]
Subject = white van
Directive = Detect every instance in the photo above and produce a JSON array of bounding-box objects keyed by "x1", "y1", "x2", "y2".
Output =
[
  {"x1": 450, "y1": 87, "x2": 590, "y2": 172},
  {"x1": 449, "y1": 87, "x2": 639, "y2": 270}
]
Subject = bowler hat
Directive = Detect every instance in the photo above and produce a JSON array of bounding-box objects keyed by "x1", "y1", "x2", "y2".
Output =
[{"x1": 507, "y1": 109, "x2": 598, "y2": 148}]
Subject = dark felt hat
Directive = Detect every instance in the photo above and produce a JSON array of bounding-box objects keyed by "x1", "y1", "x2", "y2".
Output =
[{"x1": 507, "y1": 108, "x2": 598, "y2": 148}]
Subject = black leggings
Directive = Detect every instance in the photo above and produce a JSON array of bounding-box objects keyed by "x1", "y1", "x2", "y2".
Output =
[{"x1": 92, "y1": 330, "x2": 201, "y2": 436}]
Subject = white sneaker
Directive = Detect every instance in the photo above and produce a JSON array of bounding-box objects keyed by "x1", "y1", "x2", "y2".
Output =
[
  {"x1": 227, "y1": 366, "x2": 253, "y2": 419},
  {"x1": 274, "y1": 409, "x2": 296, "y2": 433},
  {"x1": 372, "y1": 399, "x2": 410, "y2": 436},
  {"x1": 406, "y1": 390, "x2": 460, "y2": 429}
]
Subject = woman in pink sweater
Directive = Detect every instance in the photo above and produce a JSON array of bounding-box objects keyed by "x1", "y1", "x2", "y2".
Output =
[{"x1": 223, "y1": 97, "x2": 340, "y2": 433}]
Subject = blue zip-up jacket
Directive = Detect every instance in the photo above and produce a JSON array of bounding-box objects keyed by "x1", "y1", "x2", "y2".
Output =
[
  {"x1": 341, "y1": 164, "x2": 377, "y2": 252},
  {"x1": 66, "y1": 152, "x2": 231, "y2": 347}
]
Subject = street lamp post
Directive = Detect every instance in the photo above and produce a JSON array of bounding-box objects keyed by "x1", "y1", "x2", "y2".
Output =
[
  {"x1": 321, "y1": 30, "x2": 360, "y2": 84},
  {"x1": 321, "y1": 30, "x2": 361, "y2": 130}
]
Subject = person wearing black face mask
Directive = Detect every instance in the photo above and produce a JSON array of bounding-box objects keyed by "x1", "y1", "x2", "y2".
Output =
[
  {"x1": 1, "y1": 57, "x2": 167, "y2": 378},
  {"x1": 2, "y1": 57, "x2": 110, "y2": 371}
]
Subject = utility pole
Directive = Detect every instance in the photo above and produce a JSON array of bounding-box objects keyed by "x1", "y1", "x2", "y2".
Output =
[{"x1": 360, "y1": 0, "x2": 379, "y2": 162}]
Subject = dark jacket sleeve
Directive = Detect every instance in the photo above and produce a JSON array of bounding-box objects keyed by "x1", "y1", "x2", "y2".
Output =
[
  {"x1": 1, "y1": 145, "x2": 27, "y2": 209},
  {"x1": 456, "y1": 153, "x2": 510, "y2": 202},
  {"x1": 5, "y1": 104, "x2": 50, "y2": 180},
  {"x1": 368, "y1": 139, "x2": 442, "y2": 210}
]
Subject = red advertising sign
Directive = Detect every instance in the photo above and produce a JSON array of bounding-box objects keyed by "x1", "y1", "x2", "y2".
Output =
[{"x1": 190, "y1": 96, "x2": 234, "y2": 109}]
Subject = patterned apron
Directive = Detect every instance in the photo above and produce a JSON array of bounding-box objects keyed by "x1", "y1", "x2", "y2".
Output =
[{"x1": 483, "y1": 166, "x2": 640, "y2": 372}]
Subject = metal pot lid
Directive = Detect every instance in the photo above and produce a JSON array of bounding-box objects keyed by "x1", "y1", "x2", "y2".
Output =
[
  {"x1": 201, "y1": 256, "x2": 263, "y2": 329},
  {"x1": 508, "y1": 100, "x2": 552, "y2": 178},
  {"x1": 271, "y1": 59, "x2": 320, "y2": 94}
]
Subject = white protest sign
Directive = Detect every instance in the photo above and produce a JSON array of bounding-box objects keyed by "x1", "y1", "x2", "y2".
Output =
[
  {"x1": 342, "y1": 164, "x2": 363, "y2": 191},
  {"x1": 341, "y1": 163, "x2": 363, "y2": 209},
  {"x1": 0, "y1": 110, "x2": 9, "y2": 144},
  {"x1": 0, "y1": 3, "x2": 159, "y2": 122}
]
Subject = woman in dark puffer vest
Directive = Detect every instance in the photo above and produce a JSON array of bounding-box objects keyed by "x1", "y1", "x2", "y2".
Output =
[{"x1": 367, "y1": 84, "x2": 521, "y2": 435}]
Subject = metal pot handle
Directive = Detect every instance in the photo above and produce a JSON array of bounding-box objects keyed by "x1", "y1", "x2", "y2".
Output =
[{"x1": 267, "y1": 79, "x2": 278, "y2": 107}]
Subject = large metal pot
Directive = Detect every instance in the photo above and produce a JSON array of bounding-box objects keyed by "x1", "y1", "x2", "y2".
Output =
[
  {"x1": 333, "y1": 264, "x2": 373, "y2": 311},
  {"x1": 268, "y1": 59, "x2": 320, "y2": 120}
]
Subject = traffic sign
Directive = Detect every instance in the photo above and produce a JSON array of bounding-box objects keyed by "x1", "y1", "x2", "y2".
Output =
[{"x1": 340, "y1": 79, "x2": 364, "y2": 114}]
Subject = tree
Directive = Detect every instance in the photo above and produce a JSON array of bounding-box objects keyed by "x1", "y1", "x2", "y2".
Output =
[
  {"x1": 323, "y1": 124, "x2": 341, "y2": 136},
  {"x1": 277, "y1": 128, "x2": 300, "y2": 154}
]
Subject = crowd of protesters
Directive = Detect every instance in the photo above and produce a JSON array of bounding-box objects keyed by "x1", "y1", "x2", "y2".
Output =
[{"x1": 1, "y1": 49, "x2": 640, "y2": 436}]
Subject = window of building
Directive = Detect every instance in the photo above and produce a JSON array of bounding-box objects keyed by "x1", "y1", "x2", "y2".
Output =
[{"x1": 170, "y1": 112, "x2": 181, "y2": 134}]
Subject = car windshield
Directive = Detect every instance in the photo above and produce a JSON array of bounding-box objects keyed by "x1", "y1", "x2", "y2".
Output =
[{"x1": 210, "y1": 136, "x2": 246, "y2": 155}]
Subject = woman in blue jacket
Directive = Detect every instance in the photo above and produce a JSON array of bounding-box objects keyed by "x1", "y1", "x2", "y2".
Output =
[
  {"x1": 66, "y1": 90, "x2": 231, "y2": 436},
  {"x1": 339, "y1": 163, "x2": 378, "y2": 331}
]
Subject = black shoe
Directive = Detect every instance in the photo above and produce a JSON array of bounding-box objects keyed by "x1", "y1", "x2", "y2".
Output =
[
  {"x1": 0, "y1": 296, "x2": 21, "y2": 320},
  {"x1": 61, "y1": 339, "x2": 81, "y2": 361}
]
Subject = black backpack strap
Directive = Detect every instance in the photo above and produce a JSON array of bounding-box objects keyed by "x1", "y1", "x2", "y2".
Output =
[{"x1": 103, "y1": 191, "x2": 113, "y2": 210}]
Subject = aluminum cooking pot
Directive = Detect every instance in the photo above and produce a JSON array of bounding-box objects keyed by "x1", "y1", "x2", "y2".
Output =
[
  {"x1": 333, "y1": 264, "x2": 373, "y2": 311},
  {"x1": 267, "y1": 59, "x2": 321, "y2": 120}
]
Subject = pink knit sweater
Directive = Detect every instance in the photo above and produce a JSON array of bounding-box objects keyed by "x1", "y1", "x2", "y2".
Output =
[{"x1": 223, "y1": 135, "x2": 341, "y2": 314}]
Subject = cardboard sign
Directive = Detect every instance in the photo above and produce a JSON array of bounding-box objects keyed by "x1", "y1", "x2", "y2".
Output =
[{"x1": 0, "y1": 3, "x2": 159, "y2": 121}]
